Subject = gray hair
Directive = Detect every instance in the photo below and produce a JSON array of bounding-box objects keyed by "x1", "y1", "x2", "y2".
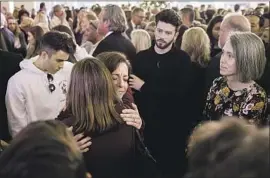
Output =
[
  {"x1": 223, "y1": 13, "x2": 251, "y2": 32},
  {"x1": 103, "y1": 4, "x2": 127, "y2": 33},
  {"x1": 230, "y1": 32, "x2": 266, "y2": 82}
]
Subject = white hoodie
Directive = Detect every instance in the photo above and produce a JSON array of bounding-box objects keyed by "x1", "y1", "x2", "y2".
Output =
[{"x1": 5, "y1": 56, "x2": 74, "y2": 137}]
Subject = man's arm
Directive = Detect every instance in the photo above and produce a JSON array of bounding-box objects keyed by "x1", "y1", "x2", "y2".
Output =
[{"x1": 5, "y1": 77, "x2": 28, "y2": 137}]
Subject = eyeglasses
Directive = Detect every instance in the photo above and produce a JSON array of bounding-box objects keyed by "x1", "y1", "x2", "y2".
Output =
[
  {"x1": 47, "y1": 74, "x2": 56, "y2": 93},
  {"x1": 135, "y1": 15, "x2": 146, "y2": 19}
]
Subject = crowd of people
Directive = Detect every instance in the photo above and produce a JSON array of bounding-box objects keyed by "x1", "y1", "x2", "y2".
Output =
[{"x1": 0, "y1": 2, "x2": 269, "y2": 178}]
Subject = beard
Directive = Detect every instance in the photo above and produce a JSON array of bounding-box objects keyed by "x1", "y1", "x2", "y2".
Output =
[{"x1": 155, "y1": 38, "x2": 174, "y2": 50}]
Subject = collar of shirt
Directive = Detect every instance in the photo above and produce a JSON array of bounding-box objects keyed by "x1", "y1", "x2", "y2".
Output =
[
  {"x1": 131, "y1": 20, "x2": 137, "y2": 29},
  {"x1": 89, "y1": 31, "x2": 113, "y2": 55},
  {"x1": 104, "y1": 31, "x2": 113, "y2": 39}
]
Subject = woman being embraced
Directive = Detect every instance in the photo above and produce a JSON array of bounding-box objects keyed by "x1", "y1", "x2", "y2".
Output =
[
  {"x1": 204, "y1": 32, "x2": 268, "y2": 126},
  {"x1": 96, "y1": 51, "x2": 143, "y2": 130},
  {"x1": 57, "y1": 57, "x2": 143, "y2": 178}
]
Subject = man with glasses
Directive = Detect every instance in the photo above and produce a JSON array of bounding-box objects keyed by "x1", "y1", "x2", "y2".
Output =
[
  {"x1": 205, "y1": 13, "x2": 251, "y2": 92},
  {"x1": 126, "y1": 7, "x2": 145, "y2": 39},
  {"x1": 5, "y1": 31, "x2": 75, "y2": 137}
]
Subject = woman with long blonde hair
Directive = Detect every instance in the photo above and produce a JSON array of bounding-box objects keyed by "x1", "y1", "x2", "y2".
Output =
[
  {"x1": 181, "y1": 27, "x2": 211, "y2": 68},
  {"x1": 181, "y1": 27, "x2": 211, "y2": 129}
]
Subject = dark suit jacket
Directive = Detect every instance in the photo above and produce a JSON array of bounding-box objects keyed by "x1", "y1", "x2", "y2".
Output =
[
  {"x1": 126, "y1": 21, "x2": 134, "y2": 39},
  {"x1": 0, "y1": 50, "x2": 23, "y2": 141},
  {"x1": 0, "y1": 28, "x2": 15, "y2": 52},
  {"x1": 205, "y1": 52, "x2": 222, "y2": 94},
  {"x1": 93, "y1": 32, "x2": 136, "y2": 62}
]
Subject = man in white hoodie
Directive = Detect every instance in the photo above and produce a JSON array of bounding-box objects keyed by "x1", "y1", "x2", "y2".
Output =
[{"x1": 6, "y1": 31, "x2": 75, "y2": 137}]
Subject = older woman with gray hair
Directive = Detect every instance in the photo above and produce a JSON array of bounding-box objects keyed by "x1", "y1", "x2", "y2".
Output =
[
  {"x1": 92, "y1": 4, "x2": 136, "y2": 61},
  {"x1": 204, "y1": 32, "x2": 268, "y2": 126}
]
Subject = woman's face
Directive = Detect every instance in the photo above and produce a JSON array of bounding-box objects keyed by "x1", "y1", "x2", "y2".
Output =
[
  {"x1": 145, "y1": 25, "x2": 156, "y2": 40},
  {"x1": 261, "y1": 29, "x2": 269, "y2": 44},
  {"x1": 111, "y1": 63, "x2": 129, "y2": 99},
  {"x1": 20, "y1": 13, "x2": 29, "y2": 21},
  {"x1": 220, "y1": 39, "x2": 237, "y2": 77},
  {"x1": 212, "y1": 22, "x2": 221, "y2": 40},
  {"x1": 27, "y1": 32, "x2": 35, "y2": 44}
]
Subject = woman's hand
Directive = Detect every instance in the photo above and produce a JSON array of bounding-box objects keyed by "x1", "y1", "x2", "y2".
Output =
[
  {"x1": 120, "y1": 103, "x2": 142, "y2": 129},
  {"x1": 74, "y1": 133, "x2": 92, "y2": 152},
  {"x1": 68, "y1": 127, "x2": 92, "y2": 152}
]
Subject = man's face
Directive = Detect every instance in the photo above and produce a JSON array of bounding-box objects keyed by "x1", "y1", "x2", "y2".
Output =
[
  {"x1": 155, "y1": 21, "x2": 176, "y2": 50},
  {"x1": 246, "y1": 15, "x2": 260, "y2": 33},
  {"x1": 146, "y1": 25, "x2": 156, "y2": 40},
  {"x1": 43, "y1": 50, "x2": 69, "y2": 74},
  {"x1": 97, "y1": 9, "x2": 108, "y2": 36},
  {"x1": 7, "y1": 19, "x2": 16, "y2": 32},
  {"x1": 218, "y1": 21, "x2": 230, "y2": 48},
  {"x1": 20, "y1": 13, "x2": 29, "y2": 21},
  {"x1": 132, "y1": 11, "x2": 145, "y2": 25}
]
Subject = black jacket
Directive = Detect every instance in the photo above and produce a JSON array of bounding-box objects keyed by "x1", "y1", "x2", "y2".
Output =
[
  {"x1": 0, "y1": 50, "x2": 23, "y2": 141},
  {"x1": 93, "y1": 32, "x2": 136, "y2": 62},
  {"x1": 205, "y1": 52, "x2": 222, "y2": 93}
]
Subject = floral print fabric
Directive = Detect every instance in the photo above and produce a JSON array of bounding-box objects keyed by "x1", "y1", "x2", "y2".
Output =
[{"x1": 204, "y1": 77, "x2": 268, "y2": 125}]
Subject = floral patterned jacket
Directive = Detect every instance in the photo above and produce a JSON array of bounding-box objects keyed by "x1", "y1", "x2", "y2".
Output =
[{"x1": 204, "y1": 77, "x2": 268, "y2": 125}]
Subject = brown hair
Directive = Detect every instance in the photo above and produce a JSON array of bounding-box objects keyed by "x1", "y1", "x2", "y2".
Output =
[
  {"x1": 96, "y1": 51, "x2": 132, "y2": 75},
  {"x1": 26, "y1": 25, "x2": 44, "y2": 58},
  {"x1": 0, "y1": 120, "x2": 86, "y2": 178},
  {"x1": 67, "y1": 58, "x2": 122, "y2": 134}
]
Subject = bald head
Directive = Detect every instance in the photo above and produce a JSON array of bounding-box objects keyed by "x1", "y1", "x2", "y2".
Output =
[{"x1": 218, "y1": 13, "x2": 251, "y2": 48}]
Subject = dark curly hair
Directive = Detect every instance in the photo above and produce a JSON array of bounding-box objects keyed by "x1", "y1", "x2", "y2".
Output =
[
  {"x1": 41, "y1": 31, "x2": 76, "y2": 56},
  {"x1": 155, "y1": 9, "x2": 181, "y2": 31}
]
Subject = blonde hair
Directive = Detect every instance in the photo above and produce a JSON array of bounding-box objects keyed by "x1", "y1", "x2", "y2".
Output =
[
  {"x1": 36, "y1": 23, "x2": 50, "y2": 33},
  {"x1": 33, "y1": 11, "x2": 48, "y2": 25},
  {"x1": 229, "y1": 32, "x2": 266, "y2": 82},
  {"x1": 131, "y1": 29, "x2": 151, "y2": 53},
  {"x1": 20, "y1": 17, "x2": 34, "y2": 29},
  {"x1": 181, "y1": 27, "x2": 211, "y2": 67},
  {"x1": 34, "y1": 11, "x2": 49, "y2": 33}
]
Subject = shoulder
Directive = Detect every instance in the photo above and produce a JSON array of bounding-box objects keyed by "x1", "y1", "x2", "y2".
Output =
[
  {"x1": 174, "y1": 48, "x2": 190, "y2": 59},
  {"x1": 208, "y1": 52, "x2": 222, "y2": 68},
  {"x1": 248, "y1": 83, "x2": 267, "y2": 100},
  {"x1": 211, "y1": 76, "x2": 225, "y2": 88},
  {"x1": 62, "y1": 61, "x2": 74, "y2": 73},
  {"x1": 133, "y1": 48, "x2": 152, "y2": 65},
  {"x1": 137, "y1": 48, "x2": 152, "y2": 57},
  {"x1": 7, "y1": 70, "x2": 29, "y2": 91}
]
